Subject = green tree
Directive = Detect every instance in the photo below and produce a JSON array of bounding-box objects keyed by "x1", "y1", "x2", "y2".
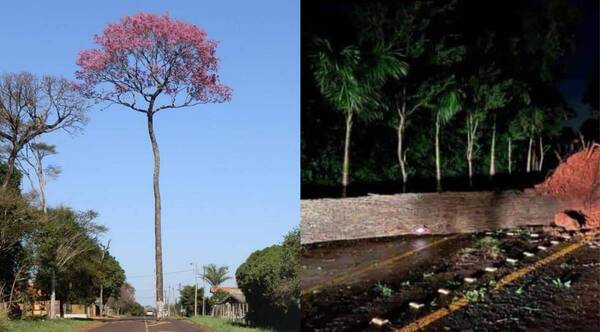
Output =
[
  {"x1": 0, "y1": 163, "x2": 21, "y2": 192},
  {"x1": 358, "y1": 1, "x2": 458, "y2": 188},
  {"x1": 18, "y1": 142, "x2": 61, "y2": 214},
  {"x1": 311, "y1": 38, "x2": 406, "y2": 189},
  {"x1": 208, "y1": 290, "x2": 229, "y2": 308},
  {"x1": 111, "y1": 282, "x2": 136, "y2": 316},
  {"x1": 513, "y1": 107, "x2": 545, "y2": 172},
  {"x1": 464, "y1": 72, "x2": 512, "y2": 180},
  {"x1": 434, "y1": 88, "x2": 461, "y2": 190},
  {"x1": 202, "y1": 264, "x2": 231, "y2": 288},
  {"x1": 178, "y1": 285, "x2": 204, "y2": 317},
  {"x1": 236, "y1": 230, "x2": 299, "y2": 330},
  {"x1": 34, "y1": 208, "x2": 106, "y2": 318}
]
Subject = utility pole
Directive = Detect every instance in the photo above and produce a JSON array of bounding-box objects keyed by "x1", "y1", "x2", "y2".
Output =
[
  {"x1": 164, "y1": 289, "x2": 168, "y2": 317},
  {"x1": 191, "y1": 263, "x2": 198, "y2": 316},
  {"x1": 178, "y1": 283, "x2": 182, "y2": 317},
  {"x1": 99, "y1": 240, "x2": 111, "y2": 317},
  {"x1": 202, "y1": 265, "x2": 206, "y2": 316}
]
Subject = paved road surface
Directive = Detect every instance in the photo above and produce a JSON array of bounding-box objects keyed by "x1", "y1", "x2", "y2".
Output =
[{"x1": 87, "y1": 317, "x2": 211, "y2": 332}]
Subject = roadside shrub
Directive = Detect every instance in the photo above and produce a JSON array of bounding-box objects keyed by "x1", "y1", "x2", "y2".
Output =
[
  {"x1": 464, "y1": 288, "x2": 486, "y2": 302},
  {"x1": 372, "y1": 282, "x2": 394, "y2": 301},
  {"x1": 236, "y1": 230, "x2": 299, "y2": 331},
  {"x1": 477, "y1": 236, "x2": 501, "y2": 258}
]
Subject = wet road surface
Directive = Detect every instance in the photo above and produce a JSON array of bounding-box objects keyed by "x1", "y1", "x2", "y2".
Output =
[
  {"x1": 87, "y1": 317, "x2": 210, "y2": 332},
  {"x1": 301, "y1": 233, "x2": 474, "y2": 293},
  {"x1": 301, "y1": 227, "x2": 594, "y2": 331}
]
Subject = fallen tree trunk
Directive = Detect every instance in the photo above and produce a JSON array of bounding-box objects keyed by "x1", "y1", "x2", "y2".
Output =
[{"x1": 301, "y1": 189, "x2": 558, "y2": 244}]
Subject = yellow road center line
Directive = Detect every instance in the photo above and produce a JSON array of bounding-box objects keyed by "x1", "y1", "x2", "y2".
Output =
[
  {"x1": 301, "y1": 235, "x2": 459, "y2": 296},
  {"x1": 395, "y1": 240, "x2": 586, "y2": 332}
]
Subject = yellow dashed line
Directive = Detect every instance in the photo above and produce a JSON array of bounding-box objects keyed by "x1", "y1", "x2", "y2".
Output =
[
  {"x1": 395, "y1": 240, "x2": 586, "y2": 332},
  {"x1": 301, "y1": 235, "x2": 459, "y2": 296}
]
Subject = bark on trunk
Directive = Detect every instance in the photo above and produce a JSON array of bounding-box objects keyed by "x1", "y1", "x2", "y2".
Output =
[
  {"x1": 99, "y1": 285, "x2": 103, "y2": 316},
  {"x1": 50, "y1": 271, "x2": 56, "y2": 319},
  {"x1": 147, "y1": 110, "x2": 164, "y2": 318},
  {"x1": 465, "y1": 113, "x2": 479, "y2": 187},
  {"x1": 508, "y1": 138, "x2": 512, "y2": 175},
  {"x1": 397, "y1": 112, "x2": 407, "y2": 186},
  {"x1": 526, "y1": 136, "x2": 533, "y2": 173},
  {"x1": 34, "y1": 152, "x2": 47, "y2": 214},
  {"x1": 342, "y1": 113, "x2": 353, "y2": 189},
  {"x1": 7, "y1": 264, "x2": 22, "y2": 306},
  {"x1": 435, "y1": 116, "x2": 442, "y2": 192},
  {"x1": 489, "y1": 116, "x2": 496, "y2": 177},
  {"x1": 538, "y1": 135, "x2": 544, "y2": 171}
]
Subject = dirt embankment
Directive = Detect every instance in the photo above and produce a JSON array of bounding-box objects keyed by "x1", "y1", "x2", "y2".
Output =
[{"x1": 536, "y1": 145, "x2": 600, "y2": 231}]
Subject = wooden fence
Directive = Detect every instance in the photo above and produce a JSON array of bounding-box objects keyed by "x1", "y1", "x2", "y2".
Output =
[{"x1": 211, "y1": 303, "x2": 248, "y2": 322}]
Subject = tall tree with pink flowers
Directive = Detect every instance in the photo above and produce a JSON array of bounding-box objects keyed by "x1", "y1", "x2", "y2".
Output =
[{"x1": 76, "y1": 13, "x2": 231, "y2": 316}]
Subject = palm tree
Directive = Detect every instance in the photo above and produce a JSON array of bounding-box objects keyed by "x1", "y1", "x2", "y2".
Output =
[
  {"x1": 433, "y1": 89, "x2": 461, "y2": 191},
  {"x1": 311, "y1": 38, "x2": 407, "y2": 190},
  {"x1": 202, "y1": 264, "x2": 231, "y2": 288}
]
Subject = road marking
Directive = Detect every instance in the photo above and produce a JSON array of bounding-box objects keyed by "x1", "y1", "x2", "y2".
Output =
[
  {"x1": 144, "y1": 319, "x2": 149, "y2": 332},
  {"x1": 301, "y1": 235, "x2": 459, "y2": 296},
  {"x1": 394, "y1": 240, "x2": 586, "y2": 332}
]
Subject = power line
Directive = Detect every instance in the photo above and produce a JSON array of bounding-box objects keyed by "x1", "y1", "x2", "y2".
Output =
[{"x1": 126, "y1": 268, "x2": 193, "y2": 279}]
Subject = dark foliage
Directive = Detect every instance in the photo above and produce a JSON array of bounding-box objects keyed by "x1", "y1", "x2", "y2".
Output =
[
  {"x1": 236, "y1": 230, "x2": 299, "y2": 331},
  {"x1": 302, "y1": 0, "x2": 595, "y2": 191}
]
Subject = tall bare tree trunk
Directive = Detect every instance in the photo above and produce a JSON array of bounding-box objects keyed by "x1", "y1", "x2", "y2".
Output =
[
  {"x1": 342, "y1": 113, "x2": 353, "y2": 191},
  {"x1": 397, "y1": 111, "x2": 407, "y2": 188},
  {"x1": 33, "y1": 152, "x2": 47, "y2": 214},
  {"x1": 50, "y1": 271, "x2": 57, "y2": 319},
  {"x1": 99, "y1": 285, "x2": 103, "y2": 316},
  {"x1": 435, "y1": 116, "x2": 442, "y2": 192},
  {"x1": 508, "y1": 138, "x2": 512, "y2": 175},
  {"x1": 526, "y1": 135, "x2": 533, "y2": 173},
  {"x1": 538, "y1": 135, "x2": 544, "y2": 171},
  {"x1": 466, "y1": 113, "x2": 477, "y2": 187},
  {"x1": 489, "y1": 116, "x2": 496, "y2": 177},
  {"x1": 147, "y1": 109, "x2": 163, "y2": 318},
  {"x1": 397, "y1": 84, "x2": 409, "y2": 192}
]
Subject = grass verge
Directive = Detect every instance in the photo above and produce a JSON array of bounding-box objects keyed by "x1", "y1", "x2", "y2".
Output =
[
  {"x1": 4, "y1": 318, "x2": 95, "y2": 332},
  {"x1": 188, "y1": 316, "x2": 274, "y2": 332}
]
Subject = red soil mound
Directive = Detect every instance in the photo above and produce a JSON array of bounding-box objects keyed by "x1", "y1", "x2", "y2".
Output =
[{"x1": 536, "y1": 145, "x2": 600, "y2": 230}]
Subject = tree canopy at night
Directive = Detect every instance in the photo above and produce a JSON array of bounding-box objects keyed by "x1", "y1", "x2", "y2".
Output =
[{"x1": 302, "y1": 0, "x2": 597, "y2": 193}]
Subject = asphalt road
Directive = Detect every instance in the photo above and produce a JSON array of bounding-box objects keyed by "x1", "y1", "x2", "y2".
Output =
[{"x1": 87, "y1": 317, "x2": 211, "y2": 332}]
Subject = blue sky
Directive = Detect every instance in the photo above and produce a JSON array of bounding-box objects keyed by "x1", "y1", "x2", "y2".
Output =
[{"x1": 0, "y1": 0, "x2": 299, "y2": 305}]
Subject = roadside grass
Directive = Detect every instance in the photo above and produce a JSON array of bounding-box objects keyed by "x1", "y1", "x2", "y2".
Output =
[
  {"x1": 188, "y1": 316, "x2": 275, "y2": 332},
  {"x1": 4, "y1": 318, "x2": 95, "y2": 332}
]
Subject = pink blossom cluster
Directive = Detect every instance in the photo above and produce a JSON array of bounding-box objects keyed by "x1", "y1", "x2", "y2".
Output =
[{"x1": 76, "y1": 13, "x2": 231, "y2": 105}]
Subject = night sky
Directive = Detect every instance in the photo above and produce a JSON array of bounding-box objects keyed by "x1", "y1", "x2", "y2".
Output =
[
  {"x1": 560, "y1": 0, "x2": 598, "y2": 128},
  {"x1": 302, "y1": 0, "x2": 599, "y2": 129}
]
